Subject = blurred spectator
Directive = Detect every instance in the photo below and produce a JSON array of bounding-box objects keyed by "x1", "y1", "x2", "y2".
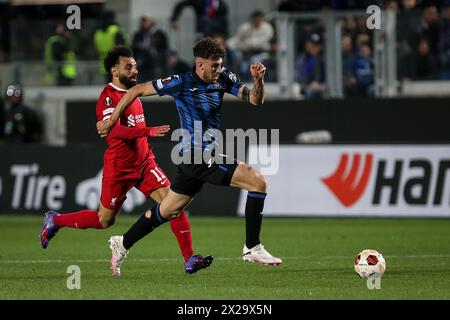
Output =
[
  {"x1": 413, "y1": 37, "x2": 439, "y2": 80},
  {"x1": 170, "y1": 0, "x2": 229, "y2": 38},
  {"x1": 0, "y1": 21, "x2": 9, "y2": 62},
  {"x1": 352, "y1": 42, "x2": 374, "y2": 96},
  {"x1": 295, "y1": 33, "x2": 326, "y2": 99},
  {"x1": 278, "y1": 0, "x2": 321, "y2": 11},
  {"x1": 44, "y1": 21, "x2": 77, "y2": 86},
  {"x1": 278, "y1": 0, "x2": 325, "y2": 54},
  {"x1": 94, "y1": 10, "x2": 127, "y2": 82},
  {"x1": 132, "y1": 16, "x2": 169, "y2": 81},
  {"x1": 167, "y1": 50, "x2": 191, "y2": 75},
  {"x1": 342, "y1": 16, "x2": 357, "y2": 38},
  {"x1": 418, "y1": 5, "x2": 442, "y2": 56},
  {"x1": 211, "y1": 32, "x2": 240, "y2": 73},
  {"x1": 227, "y1": 10, "x2": 275, "y2": 81},
  {"x1": 3, "y1": 83, "x2": 43, "y2": 144},
  {"x1": 397, "y1": 0, "x2": 422, "y2": 80},
  {"x1": 355, "y1": 15, "x2": 370, "y2": 35},
  {"x1": 0, "y1": 2, "x2": 8, "y2": 62},
  {"x1": 355, "y1": 32, "x2": 371, "y2": 48},
  {"x1": 342, "y1": 34, "x2": 357, "y2": 96},
  {"x1": 398, "y1": 0, "x2": 421, "y2": 46},
  {"x1": 385, "y1": 0, "x2": 399, "y2": 11},
  {"x1": 0, "y1": 89, "x2": 4, "y2": 141},
  {"x1": 441, "y1": 3, "x2": 450, "y2": 79},
  {"x1": 277, "y1": 0, "x2": 384, "y2": 11}
]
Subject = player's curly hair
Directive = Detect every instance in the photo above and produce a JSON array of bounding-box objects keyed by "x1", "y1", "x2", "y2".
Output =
[
  {"x1": 193, "y1": 37, "x2": 225, "y2": 60},
  {"x1": 104, "y1": 45, "x2": 133, "y2": 76}
]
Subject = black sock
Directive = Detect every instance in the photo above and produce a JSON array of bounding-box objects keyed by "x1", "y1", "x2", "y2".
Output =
[
  {"x1": 245, "y1": 192, "x2": 266, "y2": 249},
  {"x1": 122, "y1": 204, "x2": 167, "y2": 250}
]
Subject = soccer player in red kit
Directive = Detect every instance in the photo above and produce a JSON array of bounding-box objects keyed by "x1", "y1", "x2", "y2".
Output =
[{"x1": 40, "y1": 46, "x2": 213, "y2": 276}]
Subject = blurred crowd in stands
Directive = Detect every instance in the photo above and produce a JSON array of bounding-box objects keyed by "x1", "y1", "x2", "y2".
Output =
[
  {"x1": 282, "y1": 0, "x2": 450, "y2": 98},
  {"x1": 0, "y1": 0, "x2": 449, "y2": 99},
  {"x1": 1, "y1": 0, "x2": 449, "y2": 144},
  {"x1": 0, "y1": 82, "x2": 43, "y2": 144}
]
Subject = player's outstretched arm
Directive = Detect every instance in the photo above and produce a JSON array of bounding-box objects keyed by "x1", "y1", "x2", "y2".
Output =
[
  {"x1": 109, "y1": 124, "x2": 171, "y2": 140},
  {"x1": 97, "y1": 81, "x2": 158, "y2": 137},
  {"x1": 237, "y1": 61, "x2": 266, "y2": 106}
]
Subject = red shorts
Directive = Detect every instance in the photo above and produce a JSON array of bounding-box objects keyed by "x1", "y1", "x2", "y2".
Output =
[{"x1": 100, "y1": 160, "x2": 171, "y2": 210}]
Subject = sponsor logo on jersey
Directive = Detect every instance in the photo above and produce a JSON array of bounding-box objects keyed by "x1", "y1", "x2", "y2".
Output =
[
  {"x1": 127, "y1": 114, "x2": 145, "y2": 127},
  {"x1": 135, "y1": 114, "x2": 145, "y2": 124},
  {"x1": 103, "y1": 108, "x2": 114, "y2": 116}
]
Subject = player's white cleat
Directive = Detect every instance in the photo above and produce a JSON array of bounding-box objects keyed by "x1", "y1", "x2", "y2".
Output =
[
  {"x1": 242, "y1": 244, "x2": 282, "y2": 266},
  {"x1": 108, "y1": 236, "x2": 128, "y2": 276}
]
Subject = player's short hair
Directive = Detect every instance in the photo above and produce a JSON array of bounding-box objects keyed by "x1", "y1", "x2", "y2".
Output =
[
  {"x1": 193, "y1": 37, "x2": 225, "y2": 60},
  {"x1": 104, "y1": 45, "x2": 133, "y2": 76}
]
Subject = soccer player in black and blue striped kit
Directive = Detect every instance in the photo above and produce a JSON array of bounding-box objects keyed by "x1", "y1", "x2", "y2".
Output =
[{"x1": 98, "y1": 38, "x2": 282, "y2": 273}]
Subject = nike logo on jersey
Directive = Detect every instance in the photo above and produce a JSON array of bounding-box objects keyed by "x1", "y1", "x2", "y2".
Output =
[
  {"x1": 160, "y1": 179, "x2": 168, "y2": 185},
  {"x1": 180, "y1": 230, "x2": 191, "y2": 234},
  {"x1": 189, "y1": 88, "x2": 199, "y2": 92}
]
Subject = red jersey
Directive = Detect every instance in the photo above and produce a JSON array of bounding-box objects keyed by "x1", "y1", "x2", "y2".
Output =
[{"x1": 96, "y1": 83, "x2": 155, "y2": 170}]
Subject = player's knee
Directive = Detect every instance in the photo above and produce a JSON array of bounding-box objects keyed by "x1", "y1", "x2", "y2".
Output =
[
  {"x1": 99, "y1": 216, "x2": 115, "y2": 228},
  {"x1": 165, "y1": 209, "x2": 182, "y2": 221},
  {"x1": 252, "y1": 172, "x2": 267, "y2": 192},
  {"x1": 159, "y1": 202, "x2": 183, "y2": 221}
]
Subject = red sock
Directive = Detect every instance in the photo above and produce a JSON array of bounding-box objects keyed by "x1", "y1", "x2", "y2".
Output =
[
  {"x1": 53, "y1": 210, "x2": 103, "y2": 229},
  {"x1": 170, "y1": 210, "x2": 194, "y2": 262}
]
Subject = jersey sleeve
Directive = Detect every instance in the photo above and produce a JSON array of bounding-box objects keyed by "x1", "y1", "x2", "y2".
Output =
[
  {"x1": 152, "y1": 74, "x2": 183, "y2": 98},
  {"x1": 96, "y1": 89, "x2": 117, "y2": 122},
  {"x1": 109, "y1": 123, "x2": 153, "y2": 140},
  {"x1": 222, "y1": 68, "x2": 244, "y2": 97}
]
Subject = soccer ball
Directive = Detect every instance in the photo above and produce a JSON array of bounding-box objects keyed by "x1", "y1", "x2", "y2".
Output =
[{"x1": 354, "y1": 249, "x2": 386, "y2": 278}]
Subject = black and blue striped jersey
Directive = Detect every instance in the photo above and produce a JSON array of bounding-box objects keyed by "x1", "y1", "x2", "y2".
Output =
[{"x1": 152, "y1": 68, "x2": 243, "y2": 152}]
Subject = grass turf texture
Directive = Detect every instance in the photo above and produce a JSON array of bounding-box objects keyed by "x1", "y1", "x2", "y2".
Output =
[{"x1": 0, "y1": 215, "x2": 449, "y2": 299}]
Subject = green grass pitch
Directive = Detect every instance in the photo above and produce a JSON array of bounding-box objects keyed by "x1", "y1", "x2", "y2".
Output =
[{"x1": 0, "y1": 215, "x2": 449, "y2": 299}]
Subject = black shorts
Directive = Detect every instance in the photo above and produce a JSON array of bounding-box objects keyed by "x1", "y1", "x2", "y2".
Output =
[{"x1": 170, "y1": 154, "x2": 240, "y2": 197}]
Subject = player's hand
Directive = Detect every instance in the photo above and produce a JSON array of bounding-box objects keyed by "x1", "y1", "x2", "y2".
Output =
[
  {"x1": 148, "y1": 125, "x2": 171, "y2": 137},
  {"x1": 250, "y1": 61, "x2": 266, "y2": 81},
  {"x1": 97, "y1": 119, "x2": 113, "y2": 138}
]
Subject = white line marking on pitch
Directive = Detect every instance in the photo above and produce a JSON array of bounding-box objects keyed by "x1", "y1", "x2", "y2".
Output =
[{"x1": 1, "y1": 254, "x2": 449, "y2": 264}]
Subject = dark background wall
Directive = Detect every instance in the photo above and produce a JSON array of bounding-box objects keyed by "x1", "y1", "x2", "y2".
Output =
[{"x1": 67, "y1": 98, "x2": 450, "y2": 144}]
